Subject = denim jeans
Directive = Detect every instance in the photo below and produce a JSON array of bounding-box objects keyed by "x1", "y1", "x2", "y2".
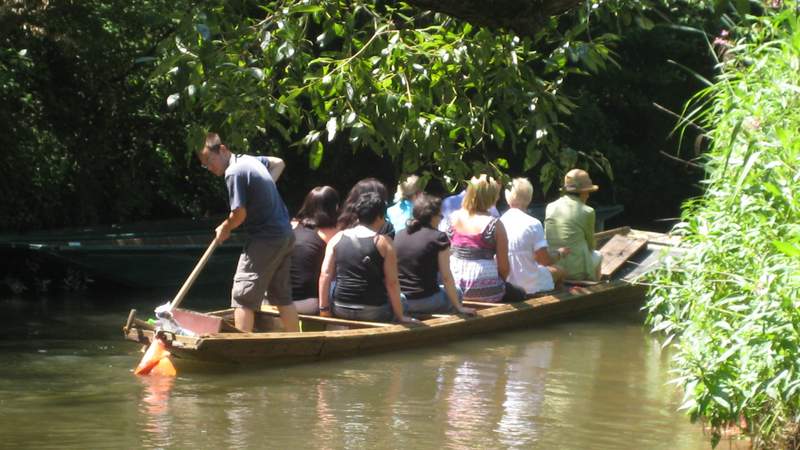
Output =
[
  {"x1": 405, "y1": 286, "x2": 463, "y2": 314},
  {"x1": 333, "y1": 294, "x2": 409, "y2": 323},
  {"x1": 333, "y1": 302, "x2": 393, "y2": 322}
]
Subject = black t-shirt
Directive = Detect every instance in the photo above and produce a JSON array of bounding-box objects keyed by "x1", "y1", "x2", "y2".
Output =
[
  {"x1": 395, "y1": 226, "x2": 450, "y2": 299},
  {"x1": 290, "y1": 225, "x2": 326, "y2": 300}
]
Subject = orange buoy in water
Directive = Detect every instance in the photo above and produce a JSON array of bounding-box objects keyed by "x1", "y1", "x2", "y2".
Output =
[
  {"x1": 149, "y1": 356, "x2": 177, "y2": 377},
  {"x1": 134, "y1": 337, "x2": 175, "y2": 376}
]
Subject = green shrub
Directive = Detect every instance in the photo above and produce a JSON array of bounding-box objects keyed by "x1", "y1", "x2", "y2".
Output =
[{"x1": 645, "y1": 4, "x2": 800, "y2": 448}]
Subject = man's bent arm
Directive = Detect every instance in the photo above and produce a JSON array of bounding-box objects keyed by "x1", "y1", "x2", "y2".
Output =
[
  {"x1": 215, "y1": 207, "x2": 247, "y2": 242},
  {"x1": 266, "y1": 156, "x2": 285, "y2": 182}
]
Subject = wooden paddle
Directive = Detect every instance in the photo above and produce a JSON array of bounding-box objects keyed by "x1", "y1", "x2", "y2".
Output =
[
  {"x1": 135, "y1": 237, "x2": 222, "y2": 377},
  {"x1": 169, "y1": 237, "x2": 220, "y2": 311}
]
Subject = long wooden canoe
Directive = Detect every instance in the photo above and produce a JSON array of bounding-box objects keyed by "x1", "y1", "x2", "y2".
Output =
[{"x1": 123, "y1": 228, "x2": 675, "y2": 366}]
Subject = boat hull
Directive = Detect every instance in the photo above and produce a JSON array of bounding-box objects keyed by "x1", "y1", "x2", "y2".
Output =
[{"x1": 125, "y1": 280, "x2": 645, "y2": 365}]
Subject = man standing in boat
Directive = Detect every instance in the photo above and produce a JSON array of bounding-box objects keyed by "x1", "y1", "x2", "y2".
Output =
[{"x1": 197, "y1": 132, "x2": 299, "y2": 332}]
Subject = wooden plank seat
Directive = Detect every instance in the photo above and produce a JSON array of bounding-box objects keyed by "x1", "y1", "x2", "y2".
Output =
[
  {"x1": 563, "y1": 279, "x2": 602, "y2": 287},
  {"x1": 462, "y1": 300, "x2": 503, "y2": 309},
  {"x1": 297, "y1": 314, "x2": 391, "y2": 329},
  {"x1": 408, "y1": 312, "x2": 458, "y2": 321},
  {"x1": 259, "y1": 304, "x2": 390, "y2": 329},
  {"x1": 461, "y1": 288, "x2": 563, "y2": 309}
]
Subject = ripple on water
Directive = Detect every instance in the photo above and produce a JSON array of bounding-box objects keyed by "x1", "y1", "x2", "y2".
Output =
[{"x1": 0, "y1": 297, "x2": 712, "y2": 449}]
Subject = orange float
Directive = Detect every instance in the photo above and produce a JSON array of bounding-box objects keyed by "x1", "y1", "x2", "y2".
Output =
[{"x1": 134, "y1": 337, "x2": 176, "y2": 376}]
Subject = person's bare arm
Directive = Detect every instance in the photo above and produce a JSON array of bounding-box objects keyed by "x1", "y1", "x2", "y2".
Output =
[
  {"x1": 377, "y1": 236, "x2": 416, "y2": 324},
  {"x1": 215, "y1": 207, "x2": 246, "y2": 243},
  {"x1": 535, "y1": 247, "x2": 554, "y2": 266},
  {"x1": 317, "y1": 232, "x2": 341, "y2": 317},
  {"x1": 495, "y1": 221, "x2": 510, "y2": 280},
  {"x1": 438, "y1": 250, "x2": 474, "y2": 316},
  {"x1": 266, "y1": 156, "x2": 285, "y2": 182}
]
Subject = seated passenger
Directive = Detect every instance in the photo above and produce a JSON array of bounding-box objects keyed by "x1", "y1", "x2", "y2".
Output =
[
  {"x1": 395, "y1": 194, "x2": 475, "y2": 315},
  {"x1": 386, "y1": 174, "x2": 422, "y2": 233},
  {"x1": 287, "y1": 186, "x2": 339, "y2": 315},
  {"x1": 499, "y1": 178, "x2": 565, "y2": 296},
  {"x1": 318, "y1": 191, "x2": 416, "y2": 323},
  {"x1": 439, "y1": 185, "x2": 500, "y2": 232},
  {"x1": 448, "y1": 174, "x2": 526, "y2": 303},
  {"x1": 338, "y1": 177, "x2": 396, "y2": 238},
  {"x1": 544, "y1": 169, "x2": 602, "y2": 281}
]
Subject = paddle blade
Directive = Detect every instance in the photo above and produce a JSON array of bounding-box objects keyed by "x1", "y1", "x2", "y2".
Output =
[{"x1": 134, "y1": 337, "x2": 172, "y2": 376}]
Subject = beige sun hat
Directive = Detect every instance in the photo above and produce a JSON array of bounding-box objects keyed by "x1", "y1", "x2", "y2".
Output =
[{"x1": 562, "y1": 169, "x2": 599, "y2": 193}]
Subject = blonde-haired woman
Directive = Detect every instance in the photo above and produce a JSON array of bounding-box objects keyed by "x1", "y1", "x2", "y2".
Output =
[
  {"x1": 499, "y1": 178, "x2": 565, "y2": 296},
  {"x1": 448, "y1": 174, "x2": 526, "y2": 303}
]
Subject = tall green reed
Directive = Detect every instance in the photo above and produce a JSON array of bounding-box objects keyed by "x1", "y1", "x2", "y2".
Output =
[{"x1": 645, "y1": 3, "x2": 800, "y2": 448}]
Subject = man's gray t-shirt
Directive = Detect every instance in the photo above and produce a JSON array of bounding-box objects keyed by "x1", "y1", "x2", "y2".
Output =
[{"x1": 225, "y1": 154, "x2": 291, "y2": 240}]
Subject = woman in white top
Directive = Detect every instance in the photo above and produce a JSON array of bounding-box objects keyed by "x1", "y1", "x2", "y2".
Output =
[{"x1": 499, "y1": 178, "x2": 565, "y2": 295}]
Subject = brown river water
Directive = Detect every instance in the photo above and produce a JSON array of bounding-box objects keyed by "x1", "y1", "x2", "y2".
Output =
[{"x1": 0, "y1": 288, "x2": 726, "y2": 449}]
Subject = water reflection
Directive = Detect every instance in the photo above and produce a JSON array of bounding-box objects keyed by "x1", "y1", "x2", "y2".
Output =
[
  {"x1": 312, "y1": 379, "x2": 338, "y2": 450},
  {"x1": 0, "y1": 291, "x2": 711, "y2": 449},
  {"x1": 139, "y1": 376, "x2": 174, "y2": 448},
  {"x1": 128, "y1": 317, "x2": 710, "y2": 450}
]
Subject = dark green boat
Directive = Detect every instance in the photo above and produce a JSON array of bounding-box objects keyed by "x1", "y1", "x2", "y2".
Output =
[
  {"x1": 1, "y1": 205, "x2": 625, "y2": 289},
  {"x1": 0, "y1": 218, "x2": 243, "y2": 288}
]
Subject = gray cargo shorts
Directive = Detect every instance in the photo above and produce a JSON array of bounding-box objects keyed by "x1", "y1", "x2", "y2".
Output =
[{"x1": 231, "y1": 234, "x2": 295, "y2": 310}]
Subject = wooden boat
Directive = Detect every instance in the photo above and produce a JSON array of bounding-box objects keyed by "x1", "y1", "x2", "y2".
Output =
[
  {"x1": 123, "y1": 228, "x2": 677, "y2": 366},
  {"x1": 0, "y1": 218, "x2": 243, "y2": 287}
]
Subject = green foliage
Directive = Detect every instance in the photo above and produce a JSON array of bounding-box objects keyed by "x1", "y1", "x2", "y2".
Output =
[
  {"x1": 0, "y1": 1, "x2": 222, "y2": 230},
  {"x1": 558, "y1": 22, "x2": 712, "y2": 224},
  {"x1": 148, "y1": 0, "x2": 633, "y2": 192},
  {"x1": 645, "y1": 3, "x2": 800, "y2": 447},
  {"x1": 0, "y1": 0, "x2": 712, "y2": 233}
]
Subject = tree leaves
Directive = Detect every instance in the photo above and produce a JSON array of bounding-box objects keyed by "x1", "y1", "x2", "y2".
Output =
[
  {"x1": 325, "y1": 117, "x2": 337, "y2": 142},
  {"x1": 152, "y1": 0, "x2": 624, "y2": 190},
  {"x1": 309, "y1": 141, "x2": 324, "y2": 169}
]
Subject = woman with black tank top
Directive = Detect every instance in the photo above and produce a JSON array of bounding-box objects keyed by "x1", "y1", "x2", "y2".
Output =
[
  {"x1": 319, "y1": 191, "x2": 417, "y2": 324},
  {"x1": 280, "y1": 186, "x2": 339, "y2": 314}
]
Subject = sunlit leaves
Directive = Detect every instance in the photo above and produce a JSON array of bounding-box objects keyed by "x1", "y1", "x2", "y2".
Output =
[
  {"x1": 151, "y1": 0, "x2": 628, "y2": 189},
  {"x1": 309, "y1": 141, "x2": 324, "y2": 169}
]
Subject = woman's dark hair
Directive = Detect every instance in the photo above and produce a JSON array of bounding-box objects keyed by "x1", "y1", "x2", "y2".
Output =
[
  {"x1": 295, "y1": 186, "x2": 339, "y2": 229},
  {"x1": 354, "y1": 192, "x2": 387, "y2": 225},
  {"x1": 406, "y1": 194, "x2": 442, "y2": 234},
  {"x1": 338, "y1": 178, "x2": 389, "y2": 229}
]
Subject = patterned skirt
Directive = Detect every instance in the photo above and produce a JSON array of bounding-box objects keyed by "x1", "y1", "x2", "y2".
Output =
[{"x1": 449, "y1": 256, "x2": 505, "y2": 302}]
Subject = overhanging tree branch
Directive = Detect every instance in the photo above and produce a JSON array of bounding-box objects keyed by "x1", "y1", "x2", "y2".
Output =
[{"x1": 402, "y1": 0, "x2": 582, "y2": 36}]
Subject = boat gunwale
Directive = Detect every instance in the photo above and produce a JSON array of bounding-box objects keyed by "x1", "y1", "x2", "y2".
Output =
[{"x1": 129, "y1": 279, "x2": 630, "y2": 349}]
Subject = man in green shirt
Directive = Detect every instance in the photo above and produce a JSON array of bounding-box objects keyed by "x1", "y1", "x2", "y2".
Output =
[{"x1": 544, "y1": 169, "x2": 602, "y2": 281}]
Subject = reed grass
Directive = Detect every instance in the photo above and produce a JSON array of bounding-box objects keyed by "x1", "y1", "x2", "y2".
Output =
[{"x1": 645, "y1": 3, "x2": 800, "y2": 448}]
